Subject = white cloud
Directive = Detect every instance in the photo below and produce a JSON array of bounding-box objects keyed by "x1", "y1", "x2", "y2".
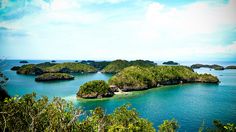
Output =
[{"x1": 0, "y1": 0, "x2": 236, "y2": 60}]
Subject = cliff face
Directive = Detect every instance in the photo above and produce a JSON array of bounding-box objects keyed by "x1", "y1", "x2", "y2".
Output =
[
  {"x1": 77, "y1": 80, "x2": 114, "y2": 99},
  {"x1": 109, "y1": 66, "x2": 219, "y2": 92}
]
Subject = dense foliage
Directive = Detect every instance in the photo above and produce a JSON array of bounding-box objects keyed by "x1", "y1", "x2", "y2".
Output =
[
  {"x1": 0, "y1": 93, "x2": 80, "y2": 132},
  {"x1": 16, "y1": 62, "x2": 97, "y2": 75},
  {"x1": 109, "y1": 66, "x2": 219, "y2": 91},
  {"x1": 102, "y1": 59, "x2": 156, "y2": 73},
  {"x1": 0, "y1": 72, "x2": 9, "y2": 101},
  {"x1": 35, "y1": 73, "x2": 74, "y2": 81},
  {"x1": 44, "y1": 62, "x2": 97, "y2": 73},
  {"x1": 77, "y1": 80, "x2": 114, "y2": 98},
  {"x1": 81, "y1": 60, "x2": 111, "y2": 70},
  {"x1": 0, "y1": 94, "x2": 155, "y2": 131},
  {"x1": 191, "y1": 64, "x2": 224, "y2": 70},
  {"x1": 17, "y1": 64, "x2": 37, "y2": 75},
  {"x1": 1, "y1": 93, "x2": 236, "y2": 132},
  {"x1": 158, "y1": 119, "x2": 179, "y2": 132}
]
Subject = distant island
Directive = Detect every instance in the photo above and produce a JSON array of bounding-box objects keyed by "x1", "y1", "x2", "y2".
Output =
[
  {"x1": 101, "y1": 59, "x2": 156, "y2": 73},
  {"x1": 11, "y1": 60, "x2": 230, "y2": 84},
  {"x1": 11, "y1": 62, "x2": 96, "y2": 81},
  {"x1": 225, "y1": 65, "x2": 236, "y2": 69},
  {"x1": 162, "y1": 61, "x2": 179, "y2": 65},
  {"x1": 19, "y1": 60, "x2": 28, "y2": 63},
  {"x1": 35, "y1": 73, "x2": 74, "y2": 82},
  {"x1": 77, "y1": 65, "x2": 219, "y2": 99},
  {"x1": 191, "y1": 64, "x2": 224, "y2": 70}
]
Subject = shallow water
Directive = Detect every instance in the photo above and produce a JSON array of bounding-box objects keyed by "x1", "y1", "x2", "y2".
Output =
[{"x1": 2, "y1": 60, "x2": 236, "y2": 131}]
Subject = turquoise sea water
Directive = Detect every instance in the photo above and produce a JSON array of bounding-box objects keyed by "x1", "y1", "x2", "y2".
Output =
[{"x1": 2, "y1": 60, "x2": 236, "y2": 131}]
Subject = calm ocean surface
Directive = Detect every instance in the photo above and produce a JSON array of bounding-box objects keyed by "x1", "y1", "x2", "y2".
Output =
[{"x1": 2, "y1": 60, "x2": 236, "y2": 131}]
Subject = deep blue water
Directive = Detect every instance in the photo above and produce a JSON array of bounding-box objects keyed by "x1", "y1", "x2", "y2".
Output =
[{"x1": 1, "y1": 60, "x2": 236, "y2": 131}]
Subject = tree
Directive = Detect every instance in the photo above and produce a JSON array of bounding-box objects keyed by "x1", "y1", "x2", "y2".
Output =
[
  {"x1": 0, "y1": 58, "x2": 10, "y2": 101},
  {"x1": 0, "y1": 93, "x2": 81, "y2": 132},
  {"x1": 0, "y1": 94, "x2": 155, "y2": 132},
  {"x1": 158, "y1": 119, "x2": 179, "y2": 132}
]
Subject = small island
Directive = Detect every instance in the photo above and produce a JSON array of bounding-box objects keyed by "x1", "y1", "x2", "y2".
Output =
[
  {"x1": 108, "y1": 66, "x2": 219, "y2": 92},
  {"x1": 102, "y1": 59, "x2": 156, "y2": 73},
  {"x1": 191, "y1": 64, "x2": 224, "y2": 70},
  {"x1": 19, "y1": 60, "x2": 28, "y2": 63},
  {"x1": 77, "y1": 80, "x2": 114, "y2": 98},
  {"x1": 10, "y1": 66, "x2": 20, "y2": 71},
  {"x1": 163, "y1": 61, "x2": 179, "y2": 65},
  {"x1": 35, "y1": 73, "x2": 74, "y2": 81},
  {"x1": 81, "y1": 60, "x2": 111, "y2": 71},
  {"x1": 225, "y1": 65, "x2": 236, "y2": 69},
  {"x1": 77, "y1": 65, "x2": 219, "y2": 99},
  {"x1": 15, "y1": 62, "x2": 97, "y2": 75}
]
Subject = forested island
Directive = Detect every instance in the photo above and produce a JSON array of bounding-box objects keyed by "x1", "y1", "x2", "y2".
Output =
[
  {"x1": 35, "y1": 73, "x2": 74, "y2": 81},
  {"x1": 101, "y1": 59, "x2": 156, "y2": 73},
  {"x1": 11, "y1": 62, "x2": 97, "y2": 81},
  {"x1": 191, "y1": 64, "x2": 224, "y2": 70},
  {"x1": 77, "y1": 65, "x2": 219, "y2": 98},
  {"x1": 162, "y1": 61, "x2": 179, "y2": 65},
  {"x1": 77, "y1": 80, "x2": 114, "y2": 98},
  {"x1": 225, "y1": 65, "x2": 236, "y2": 69}
]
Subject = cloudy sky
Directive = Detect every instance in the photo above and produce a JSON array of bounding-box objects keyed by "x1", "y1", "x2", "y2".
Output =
[{"x1": 0, "y1": 0, "x2": 236, "y2": 61}]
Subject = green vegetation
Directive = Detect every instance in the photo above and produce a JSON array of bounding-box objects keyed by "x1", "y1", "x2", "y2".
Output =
[
  {"x1": 225, "y1": 65, "x2": 236, "y2": 69},
  {"x1": 77, "y1": 80, "x2": 114, "y2": 98},
  {"x1": 109, "y1": 66, "x2": 219, "y2": 91},
  {"x1": 196, "y1": 73, "x2": 220, "y2": 83},
  {"x1": 17, "y1": 64, "x2": 36, "y2": 75},
  {"x1": 81, "y1": 60, "x2": 111, "y2": 70},
  {"x1": 1, "y1": 94, "x2": 235, "y2": 132},
  {"x1": 191, "y1": 64, "x2": 224, "y2": 70},
  {"x1": 102, "y1": 59, "x2": 156, "y2": 73},
  {"x1": 35, "y1": 73, "x2": 74, "y2": 82},
  {"x1": 162, "y1": 61, "x2": 179, "y2": 65},
  {"x1": 0, "y1": 94, "x2": 154, "y2": 131},
  {"x1": 43, "y1": 62, "x2": 97, "y2": 73},
  {"x1": 0, "y1": 72, "x2": 10, "y2": 101},
  {"x1": 199, "y1": 120, "x2": 236, "y2": 132},
  {"x1": 16, "y1": 62, "x2": 97, "y2": 75},
  {"x1": 158, "y1": 119, "x2": 179, "y2": 132}
]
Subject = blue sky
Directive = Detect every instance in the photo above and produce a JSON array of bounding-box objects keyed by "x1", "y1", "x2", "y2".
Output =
[{"x1": 0, "y1": 0, "x2": 236, "y2": 61}]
